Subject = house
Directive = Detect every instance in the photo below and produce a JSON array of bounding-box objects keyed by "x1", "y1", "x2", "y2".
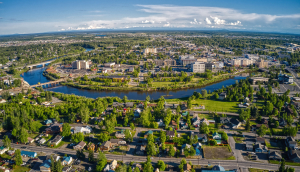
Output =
[
  {"x1": 219, "y1": 92, "x2": 227, "y2": 100},
  {"x1": 73, "y1": 141, "x2": 86, "y2": 150},
  {"x1": 27, "y1": 137, "x2": 34, "y2": 144},
  {"x1": 144, "y1": 130, "x2": 153, "y2": 139},
  {"x1": 134, "y1": 108, "x2": 141, "y2": 117},
  {"x1": 279, "y1": 118, "x2": 287, "y2": 126},
  {"x1": 7, "y1": 150, "x2": 15, "y2": 156},
  {"x1": 125, "y1": 102, "x2": 134, "y2": 108},
  {"x1": 245, "y1": 142, "x2": 254, "y2": 151},
  {"x1": 0, "y1": 166, "x2": 10, "y2": 172},
  {"x1": 40, "y1": 159, "x2": 51, "y2": 172},
  {"x1": 220, "y1": 117, "x2": 231, "y2": 124},
  {"x1": 157, "y1": 119, "x2": 165, "y2": 127},
  {"x1": 166, "y1": 131, "x2": 175, "y2": 138},
  {"x1": 269, "y1": 151, "x2": 282, "y2": 161},
  {"x1": 230, "y1": 118, "x2": 241, "y2": 128},
  {"x1": 136, "y1": 146, "x2": 145, "y2": 155},
  {"x1": 212, "y1": 132, "x2": 221, "y2": 140},
  {"x1": 183, "y1": 164, "x2": 192, "y2": 172},
  {"x1": 190, "y1": 132, "x2": 207, "y2": 142},
  {"x1": 181, "y1": 144, "x2": 191, "y2": 155},
  {"x1": 45, "y1": 123, "x2": 63, "y2": 134},
  {"x1": 288, "y1": 150, "x2": 300, "y2": 162},
  {"x1": 252, "y1": 124, "x2": 269, "y2": 132},
  {"x1": 180, "y1": 122, "x2": 189, "y2": 129},
  {"x1": 110, "y1": 139, "x2": 121, "y2": 147},
  {"x1": 44, "y1": 119, "x2": 53, "y2": 126},
  {"x1": 87, "y1": 142, "x2": 96, "y2": 151},
  {"x1": 256, "y1": 137, "x2": 265, "y2": 144},
  {"x1": 0, "y1": 146, "x2": 8, "y2": 155},
  {"x1": 110, "y1": 160, "x2": 118, "y2": 170},
  {"x1": 261, "y1": 118, "x2": 268, "y2": 124},
  {"x1": 73, "y1": 126, "x2": 92, "y2": 134},
  {"x1": 169, "y1": 120, "x2": 177, "y2": 126},
  {"x1": 46, "y1": 155, "x2": 60, "y2": 162},
  {"x1": 100, "y1": 141, "x2": 112, "y2": 151},
  {"x1": 182, "y1": 111, "x2": 189, "y2": 117},
  {"x1": 192, "y1": 115, "x2": 201, "y2": 127},
  {"x1": 21, "y1": 151, "x2": 37, "y2": 158},
  {"x1": 286, "y1": 137, "x2": 297, "y2": 149},
  {"x1": 62, "y1": 156, "x2": 73, "y2": 166},
  {"x1": 115, "y1": 130, "x2": 125, "y2": 138},
  {"x1": 38, "y1": 138, "x2": 46, "y2": 145},
  {"x1": 50, "y1": 135, "x2": 63, "y2": 146},
  {"x1": 62, "y1": 166, "x2": 72, "y2": 172},
  {"x1": 200, "y1": 118, "x2": 210, "y2": 126},
  {"x1": 254, "y1": 143, "x2": 268, "y2": 152},
  {"x1": 202, "y1": 165, "x2": 236, "y2": 172}
]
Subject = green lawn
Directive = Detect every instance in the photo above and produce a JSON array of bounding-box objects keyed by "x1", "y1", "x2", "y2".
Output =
[
  {"x1": 249, "y1": 168, "x2": 270, "y2": 172},
  {"x1": 269, "y1": 160, "x2": 300, "y2": 166},
  {"x1": 12, "y1": 165, "x2": 31, "y2": 172},
  {"x1": 192, "y1": 99, "x2": 240, "y2": 113},
  {"x1": 233, "y1": 136, "x2": 245, "y2": 143},
  {"x1": 198, "y1": 114, "x2": 214, "y2": 120}
]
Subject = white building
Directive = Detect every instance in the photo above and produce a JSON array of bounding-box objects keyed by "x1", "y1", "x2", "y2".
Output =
[
  {"x1": 143, "y1": 48, "x2": 157, "y2": 55},
  {"x1": 191, "y1": 62, "x2": 205, "y2": 73},
  {"x1": 104, "y1": 62, "x2": 116, "y2": 67},
  {"x1": 73, "y1": 126, "x2": 92, "y2": 134},
  {"x1": 72, "y1": 60, "x2": 90, "y2": 69}
]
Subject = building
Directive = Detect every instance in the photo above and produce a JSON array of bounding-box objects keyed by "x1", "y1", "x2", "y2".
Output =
[
  {"x1": 202, "y1": 165, "x2": 236, "y2": 172},
  {"x1": 205, "y1": 63, "x2": 214, "y2": 71},
  {"x1": 50, "y1": 135, "x2": 63, "y2": 146},
  {"x1": 73, "y1": 126, "x2": 92, "y2": 134},
  {"x1": 245, "y1": 142, "x2": 254, "y2": 151},
  {"x1": 115, "y1": 130, "x2": 126, "y2": 138},
  {"x1": 269, "y1": 151, "x2": 282, "y2": 161},
  {"x1": 40, "y1": 159, "x2": 51, "y2": 172},
  {"x1": 72, "y1": 60, "x2": 90, "y2": 69},
  {"x1": 100, "y1": 141, "x2": 112, "y2": 151},
  {"x1": 154, "y1": 60, "x2": 164, "y2": 66},
  {"x1": 183, "y1": 164, "x2": 192, "y2": 172},
  {"x1": 45, "y1": 123, "x2": 63, "y2": 134},
  {"x1": 286, "y1": 137, "x2": 297, "y2": 149},
  {"x1": 232, "y1": 58, "x2": 255, "y2": 67},
  {"x1": 288, "y1": 150, "x2": 300, "y2": 162},
  {"x1": 0, "y1": 146, "x2": 8, "y2": 154},
  {"x1": 166, "y1": 131, "x2": 175, "y2": 138},
  {"x1": 219, "y1": 92, "x2": 226, "y2": 100},
  {"x1": 191, "y1": 62, "x2": 205, "y2": 73},
  {"x1": 143, "y1": 48, "x2": 157, "y2": 55},
  {"x1": 278, "y1": 72, "x2": 293, "y2": 83},
  {"x1": 21, "y1": 151, "x2": 37, "y2": 158},
  {"x1": 136, "y1": 146, "x2": 146, "y2": 155},
  {"x1": 180, "y1": 55, "x2": 197, "y2": 66},
  {"x1": 73, "y1": 141, "x2": 86, "y2": 150},
  {"x1": 256, "y1": 59, "x2": 268, "y2": 68},
  {"x1": 164, "y1": 59, "x2": 176, "y2": 66},
  {"x1": 104, "y1": 62, "x2": 116, "y2": 67},
  {"x1": 212, "y1": 132, "x2": 221, "y2": 140},
  {"x1": 38, "y1": 138, "x2": 46, "y2": 145},
  {"x1": 62, "y1": 156, "x2": 73, "y2": 165},
  {"x1": 254, "y1": 143, "x2": 268, "y2": 152},
  {"x1": 144, "y1": 130, "x2": 153, "y2": 139},
  {"x1": 249, "y1": 77, "x2": 269, "y2": 84}
]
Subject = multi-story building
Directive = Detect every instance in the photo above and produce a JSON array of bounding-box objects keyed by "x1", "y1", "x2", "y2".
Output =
[
  {"x1": 197, "y1": 58, "x2": 208, "y2": 63},
  {"x1": 205, "y1": 63, "x2": 214, "y2": 71},
  {"x1": 163, "y1": 59, "x2": 176, "y2": 66},
  {"x1": 191, "y1": 62, "x2": 205, "y2": 73},
  {"x1": 232, "y1": 58, "x2": 255, "y2": 67},
  {"x1": 180, "y1": 55, "x2": 197, "y2": 66},
  {"x1": 143, "y1": 48, "x2": 157, "y2": 55},
  {"x1": 72, "y1": 60, "x2": 90, "y2": 69},
  {"x1": 256, "y1": 59, "x2": 268, "y2": 68}
]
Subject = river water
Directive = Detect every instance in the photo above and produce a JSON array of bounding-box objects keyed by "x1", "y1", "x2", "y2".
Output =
[{"x1": 21, "y1": 48, "x2": 245, "y2": 100}]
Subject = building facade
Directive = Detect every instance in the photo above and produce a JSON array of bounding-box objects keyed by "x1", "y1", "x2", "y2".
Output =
[
  {"x1": 191, "y1": 62, "x2": 205, "y2": 73},
  {"x1": 72, "y1": 60, "x2": 90, "y2": 69}
]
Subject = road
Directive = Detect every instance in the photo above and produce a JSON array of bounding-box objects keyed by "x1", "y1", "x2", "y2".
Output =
[{"x1": 8, "y1": 142, "x2": 300, "y2": 171}]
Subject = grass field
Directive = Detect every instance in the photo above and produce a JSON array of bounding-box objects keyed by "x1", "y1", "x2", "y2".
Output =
[
  {"x1": 13, "y1": 165, "x2": 31, "y2": 172},
  {"x1": 192, "y1": 99, "x2": 240, "y2": 112},
  {"x1": 249, "y1": 168, "x2": 270, "y2": 172},
  {"x1": 203, "y1": 146, "x2": 235, "y2": 160},
  {"x1": 233, "y1": 136, "x2": 245, "y2": 143}
]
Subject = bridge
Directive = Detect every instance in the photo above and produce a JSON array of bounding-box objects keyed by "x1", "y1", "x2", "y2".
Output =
[
  {"x1": 27, "y1": 59, "x2": 56, "y2": 69},
  {"x1": 30, "y1": 78, "x2": 65, "y2": 88}
]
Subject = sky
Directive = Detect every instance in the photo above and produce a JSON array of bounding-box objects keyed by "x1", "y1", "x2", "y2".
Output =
[{"x1": 0, "y1": 0, "x2": 300, "y2": 35}]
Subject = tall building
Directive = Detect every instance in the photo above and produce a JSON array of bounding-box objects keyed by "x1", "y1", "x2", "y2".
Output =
[
  {"x1": 143, "y1": 48, "x2": 157, "y2": 55},
  {"x1": 191, "y1": 62, "x2": 205, "y2": 73},
  {"x1": 72, "y1": 60, "x2": 90, "y2": 69},
  {"x1": 180, "y1": 55, "x2": 197, "y2": 66},
  {"x1": 256, "y1": 59, "x2": 268, "y2": 68},
  {"x1": 232, "y1": 58, "x2": 255, "y2": 67},
  {"x1": 205, "y1": 63, "x2": 214, "y2": 71}
]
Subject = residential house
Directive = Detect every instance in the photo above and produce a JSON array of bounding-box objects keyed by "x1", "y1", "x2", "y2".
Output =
[
  {"x1": 254, "y1": 143, "x2": 268, "y2": 152},
  {"x1": 269, "y1": 151, "x2": 282, "y2": 161},
  {"x1": 21, "y1": 151, "x2": 37, "y2": 158},
  {"x1": 110, "y1": 139, "x2": 121, "y2": 147},
  {"x1": 245, "y1": 142, "x2": 254, "y2": 151},
  {"x1": 219, "y1": 92, "x2": 227, "y2": 100},
  {"x1": 62, "y1": 156, "x2": 73, "y2": 166},
  {"x1": 230, "y1": 118, "x2": 241, "y2": 128},
  {"x1": 261, "y1": 118, "x2": 268, "y2": 124},
  {"x1": 110, "y1": 160, "x2": 118, "y2": 170},
  {"x1": 220, "y1": 117, "x2": 231, "y2": 124},
  {"x1": 7, "y1": 150, "x2": 15, "y2": 156},
  {"x1": 50, "y1": 135, "x2": 63, "y2": 146},
  {"x1": 200, "y1": 118, "x2": 210, "y2": 126},
  {"x1": 288, "y1": 150, "x2": 300, "y2": 162},
  {"x1": 62, "y1": 166, "x2": 72, "y2": 172},
  {"x1": 40, "y1": 159, "x2": 51, "y2": 172},
  {"x1": 115, "y1": 130, "x2": 125, "y2": 138},
  {"x1": 169, "y1": 120, "x2": 177, "y2": 127},
  {"x1": 136, "y1": 146, "x2": 146, "y2": 155},
  {"x1": 45, "y1": 123, "x2": 63, "y2": 134},
  {"x1": 100, "y1": 141, "x2": 112, "y2": 151},
  {"x1": 46, "y1": 155, "x2": 60, "y2": 161},
  {"x1": 157, "y1": 119, "x2": 165, "y2": 127},
  {"x1": 125, "y1": 102, "x2": 134, "y2": 108},
  {"x1": 279, "y1": 118, "x2": 287, "y2": 126},
  {"x1": 212, "y1": 132, "x2": 221, "y2": 140},
  {"x1": 256, "y1": 137, "x2": 266, "y2": 144},
  {"x1": 73, "y1": 141, "x2": 86, "y2": 150},
  {"x1": 183, "y1": 164, "x2": 192, "y2": 172},
  {"x1": 134, "y1": 108, "x2": 141, "y2": 118},
  {"x1": 180, "y1": 121, "x2": 189, "y2": 129},
  {"x1": 44, "y1": 119, "x2": 53, "y2": 126},
  {"x1": 87, "y1": 142, "x2": 96, "y2": 151},
  {"x1": 202, "y1": 165, "x2": 237, "y2": 172},
  {"x1": 192, "y1": 115, "x2": 201, "y2": 127},
  {"x1": 144, "y1": 130, "x2": 153, "y2": 139},
  {"x1": 286, "y1": 137, "x2": 297, "y2": 149},
  {"x1": 0, "y1": 146, "x2": 8, "y2": 154},
  {"x1": 190, "y1": 132, "x2": 207, "y2": 142},
  {"x1": 27, "y1": 137, "x2": 34, "y2": 144},
  {"x1": 166, "y1": 131, "x2": 175, "y2": 138},
  {"x1": 38, "y1": 138, "x2": 46, "y2": 145},
  {"x1": 73, "y1": 126, "x2": 92, "y2": 134}
]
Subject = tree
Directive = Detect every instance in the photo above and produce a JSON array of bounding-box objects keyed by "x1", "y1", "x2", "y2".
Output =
[
  {"x1": 157, "y1": 160, "x2": 166, "y2": 171},
  {"x1": 187, "y1": 99, "x2": 192, "y2": 109},
  {"x1": 214, "y1": 93, "x2": 219, "y2": 99},
  {"x1": 123, "y1": 96, "x2": 128, "y2": 103},
  {"x1": 88, "y1": 150, "x2": 95, "y2": 162},
  {"x1": 275, "y1": 121, "x2": 280, "y2": 128},
  {"x1": 130, "y1": 123, "x2": 135, "y2": 130},
  {"x1": 143, "y1": 156, "x2": 154, "y2": 172},
  {"x1": 210, "y1": 139, "x2": 217, "y2": 146},
  {"x1": 256, "y1": 124, "x2": 268, "y2": 137},
  {"x1": 19, "y1": 128, "x2": 28, "y2": 143},
  {"x1": 287, "y1": 115, "x2": 294, "y2": 126},
  {"x1": 96, "y1": 151, "x2": 107, "y2": 172},
  {"x1": 199, "y1": 122, "x2": 209, "y2": 135},
  {"x1": 279, "y1": 158, "x2": 286, "y2": 172},
  {"x1": 160, "y1": 131, "x2": 166, "y2": 144},
  {"x1": 71, "y1": 132, "x2": 84, "y2": 143},
  {"x1": 61, "y1": 123, "x2": 71, "y2": 137},
  {"x1": 134, "y1": 167, "x2": 140, "y2": 172},
  {"x1": 79, "y1": 106, "x2": 90, "y2": 124},
  {"x1": 201, "y1": 89, "x2": 207, "y2": 99},
  {"x1": 76, "y1": 150, "x2": 85, "y2": 160},
  {"x1": 98, "y1": 132, "x2": 110, "y2": 142},
  {"x1": 15, "y1": 149, "x2": 23, "y2": 166},
  {"x1": 146, "y1": 142, "x2": 157, "y2": 156},
  {"x1": 125, "y1": 129, "x2": 133, "y2": 142},
  {"x1": 245, "y1": 119, "x2": 251, "y2": 131},
  {"x1": 221, "y1": 132, "x2": 228, "y2": 141},
  {"x1": 3, "y1": 135, "x2": 11, "y2": 148},
  {"x1": 116, "y1": 164, "x2": 127, "y2": 172},
  {"x1": 168, "y1": 145, "x2": 175, "y2": 157},
  {"x1": 184, "y1": 146, "x2": 196, "y2": 157}
]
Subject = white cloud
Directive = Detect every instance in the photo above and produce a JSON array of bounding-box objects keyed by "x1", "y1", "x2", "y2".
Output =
[
  {"x1": 205, "y1": 18, "x2": 212, "y2": 24},
  {"x1": 163, "y1": 22, "x2": 170, "y2": 27},
  {"x1": 142, "y1": 20, "x2": 155, "y2": 24},
  {"x1": 210, "y1": 16, "x2": 226, "y2": 25},
  {"x1": 229, "y1": 21, "x2": 242, "y2": 25},
  {"x1": 190, "y1": 18, "x2": 201, "y2": 24}
]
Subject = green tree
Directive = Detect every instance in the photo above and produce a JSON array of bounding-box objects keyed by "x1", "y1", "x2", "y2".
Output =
[
  {"x1": 160, "y1": 131, "x2": 166, "y2": 144},
  {"x1": 15, "y1": 149, "x2": 23, "y2": 166},
  {"x1": 168, "y1": 145, "x2": 175, "y2": 157},
  {"x1": 279, "y1": 158, "x2": 286, "y2": 172},
  {"x1": 199, "y1": 122, "x2": 209, "y2": 135},
  {"x1": 3, "y1": 135, "x2": 11, "y2": 148},
  {"x1": 88, "y1": 150, "x2": 95, "y2": 162},
  {"x1": 146, "y1": 142, "x2": 157, "y2": 156},
  {"x1": 71, "y1": 132, "x2": 84, "y2": 143},
  {"x1": 98, "y1": 132, "x2": 110, "y2": 142},
  {"x1": 143, "y1": 156, "x2": 154, "y2": 172},
  {"x1": 245, "y1": 119, "x2": 251, "y2": 131},
  {"x1": 96, "y1": 151, "x2": 107, "y2": 172},
  {"x1": 125, "y1": 129, "x2": 133, "y2": 142},
  {"x1": 79, "y1": 106, "x2": 90, "y2": 124},
  {"x1": 221, "y1": 132, "x2": 228, "y2": 141},
  {"x1": 61, "y1": 123, "x2": 71, "y2": 137},
  {"x1": 157, "y1": 160, "x2": 166, "y2": 171},
  {"x1": 134, "y1": 167, "x2": 140, "y2": 172},
  {"x1": 256, "y1": 124, "x2": 268, "y2": 137},
  {"x1": 275, "y1": 121, "x2": 280, "y2": 128},
  {"x1": 123, "y1": 96, "x2": 128, "y2": 103},
  {"x1": 210, "y1": 139, "x2": 217, "y2": 146},
  {"x1": 130, "y1": 123, "x2": 135, "y2": 130},
  {"x1": 19, "y1": 128, "x2": 28, "y2": 143}
]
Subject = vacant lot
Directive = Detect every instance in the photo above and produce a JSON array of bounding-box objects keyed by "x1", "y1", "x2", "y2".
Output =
[{"x1": 203, "y1": 146, "x2": 234, "y2": 160}]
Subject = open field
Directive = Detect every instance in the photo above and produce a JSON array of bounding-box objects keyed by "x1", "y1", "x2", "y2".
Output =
[
  {"x1": 192, "y1": 99, "x2": 240, "y2": 112},
  {"x1": 203, "y1": 146, "x2": 235, "y2": 160}
]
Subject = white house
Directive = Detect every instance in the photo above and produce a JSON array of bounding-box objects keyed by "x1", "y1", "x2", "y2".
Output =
[
  {"x1": 0, "y1": 146, "x2": 8, "y2": 154},
  {"x1": 73, "y1": 126, "x2": 92, "y2": 134},
  {"x1": 62, "y1": 156, "x2": 73, "y2": 166},
  {"x1": 157, "y1": 119, "x2": 165, "y2": 127}
]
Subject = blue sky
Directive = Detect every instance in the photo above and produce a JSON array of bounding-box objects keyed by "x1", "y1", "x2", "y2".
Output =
[{"x1": 0, "y1": 0, "x2": 300, "y2": 35}]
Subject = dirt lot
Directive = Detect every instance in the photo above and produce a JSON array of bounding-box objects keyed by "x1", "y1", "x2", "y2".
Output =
[{"x1": 203, "y1": 146, "x2": 234, "y2": 160}]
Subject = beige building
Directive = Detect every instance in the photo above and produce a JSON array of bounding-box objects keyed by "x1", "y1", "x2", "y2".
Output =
[
  {"x1": 197, "y1": 58, "x2": 208, "y2": 63},
  {"x1": 232, "y1": 58, "x2": 255, "y2": 67},
  {"x1": 191, "y1": 62, "x2": 205, "y2": 73},
  {"x1": 256, "y1": 59, "x2": 268, "y2": 68},
  {"x1": 72, "y1": 60, "x2": 90, "y2": 69},
  {"x1": 143, "y1": 48, "x2": 157, "y2": 55}
]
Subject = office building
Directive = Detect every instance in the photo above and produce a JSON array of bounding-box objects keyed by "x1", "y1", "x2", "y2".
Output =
[
  {"x1": 143, "y1": 48, "x2": 157, "y2": 55},
  {"x1": 256, "y1": 59, "x2": 268, "y2": 68},
  {"x1": 191, "y1": 62, "x2": 205, "y2": 73},
  {"x1": 72, "y1": 60, "x2": 90, "y2": 69}
]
